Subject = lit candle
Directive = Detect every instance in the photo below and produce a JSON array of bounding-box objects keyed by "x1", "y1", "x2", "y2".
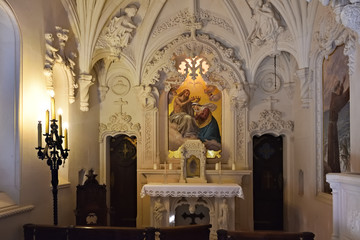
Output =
[
  {"x1": 37, "y1": 121, "x2": 42, "y2": 147},
  {"x1": 64, "y1": 127, "x2": 68, "y2": 149},
  {"x1": 232, "y1": 163, "x2": 236, "y2": 170},
  {"x1": 169, "y1": 163, "x2": 173, "y2": 170},
  {"x1": 58, "y1": 109, "x2": 63, "y2": 136},
  {"x1": 45, "y1": 110, "x2": 49, "y2": 134},
  {"x1": 51, "y1": 97, "x2": 55, "y2": 120}
]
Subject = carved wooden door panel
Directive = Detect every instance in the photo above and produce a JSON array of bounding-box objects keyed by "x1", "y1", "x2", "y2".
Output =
[
  {"x1": 110, "y1": 135, "x2": 137, "y2": 227},
  {"x1": 253, "y1": 134, "x2": 283, "y2": 230}
]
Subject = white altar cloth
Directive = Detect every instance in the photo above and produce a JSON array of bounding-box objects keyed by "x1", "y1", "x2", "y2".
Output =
[{"x1": 140, "y1": 183, "x2": 244, "y2": 199}]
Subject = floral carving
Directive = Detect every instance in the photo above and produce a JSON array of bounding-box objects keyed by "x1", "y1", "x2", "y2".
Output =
[
  {"x1": 249, "y1": 109, "x2": 294, "y2": 132},
  {"x1": 99, "y1": 112, "x2": 141, "y2": 142}
]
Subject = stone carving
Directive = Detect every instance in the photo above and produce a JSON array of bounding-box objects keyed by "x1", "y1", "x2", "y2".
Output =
[
  {"x1": 96, "y1": 4, "x2": 138, "y2": 58},
  {"x1": 99, "y1": 112, "x2": 141, "y2": 142},
  {"x1": 44, "y1": 27, "x2": 78, "y2": 103},
  {"x1": 236, "y1": 107, "x2": 247, "y2": 165},
  {"x1": 218, "y1": 198, "x2": 229, "y2": 230},
  {"x1": 109, "y1": 76, "x2": 131, "y2": 96},
  {"x1": 144, "y1": 32, "x2": 246, "y2": 91},
  {"x1": 341, "y1": 3, "x2": 360, "y2": 42},
  {"x1": 249, "y1": 109, "x2": 294, "y2": 133},
  {"x1": 79, "y1": 74, "x2": 94, "y2": 112},
  {"x1": 153, "y1": 198, "x2": 166, "y2": 227},
  {"x1": 247, "y1": 0, "x2": 283, "y2": 46},
  {"x1": 229, "y1": 82, "x2": 249, "y2": 109},
  {"x1": 152, "y1": 9, "x2": 233, "y2": 38},
  {"x1": 136, "y1": 85, "x2": 159, "y2": 111}
]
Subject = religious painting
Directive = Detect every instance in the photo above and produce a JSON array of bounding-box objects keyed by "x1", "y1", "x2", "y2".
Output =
[
  {"x1": 322, "y1": 44, "x2": 350, "y2": 193},
  {"x1": 168, "y1": 75, "x2": 222, "y2": 158}
]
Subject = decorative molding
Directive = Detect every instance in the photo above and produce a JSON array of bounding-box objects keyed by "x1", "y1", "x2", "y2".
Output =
[
  {"x1": 249, "y1": 109, "x2": 294, "y2": 134},
  {"x1": 236, "y1": 107, "x2": 247, "y2": 165},
  {"x1": 96, "y1": 5, "x2": 139, "y2": 59},
  {"x1": 99, "y1": 112, "x2": 141, "y2": 143},
  {"x1": 0, "y1": 205, "x2": 34, "y2": 219},
  {"x1": 152, "y1": 9, "x2": 233, "y2": 38},
  {"x1": 78, "y1": 74, "x2": 94, "y2": 112},
  {"x1": 44, "y1": 26, "x2": 78, "y2": 104}
]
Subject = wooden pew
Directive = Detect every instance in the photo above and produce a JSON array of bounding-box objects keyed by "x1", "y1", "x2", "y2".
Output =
[
  {"x1": 23, "y1": 224, "x2": 156, "y2": 240},
  {"x1": 217, "y1": 229, "x2": 315, "y2": 240},
  {"x1": 23, "y1": 224, "x2": 68, "y2": 240},
  {"x1": 158, "y1": 224, "x2": 212, "y2": 240}
]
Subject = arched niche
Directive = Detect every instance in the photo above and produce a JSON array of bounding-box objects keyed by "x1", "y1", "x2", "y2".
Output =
[
  {"x1": 140, "y1": 32, "x2": 250, "y2": 168},
  {"x1": 0, "y1": 0, "x2": 21, "y2": 203}
]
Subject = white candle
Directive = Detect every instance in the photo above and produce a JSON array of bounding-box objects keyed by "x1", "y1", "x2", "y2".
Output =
[
  {"x1": 215, "y1": 163, "x2": 219, "y2": 170},
  {"x1": 45, "y1": 110, "x2": 49, "y2": 134},
  {"x1": 169, "y1": 163, "x2": 173, "y2": 170},
  {"x1": 51, "y1": 97, "x2": 55, "y2": 120},
  {"x1": 153, "y1": 163, "x2": 157, "y2": 170}
]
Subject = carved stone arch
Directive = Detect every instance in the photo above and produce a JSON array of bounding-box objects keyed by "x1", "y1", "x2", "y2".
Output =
[
  {"x1": 247, "y1": 43, "x2": 298, "y2": 85},
  {"x1": 312, "y1": 11, "x2": 355, "y2": 196},
  {"x1": 142, "y1": 33, "x2": 247, "y2": 91},
  {"x1": 254, "y1": 51, "x2": 297, "y2": 99}
]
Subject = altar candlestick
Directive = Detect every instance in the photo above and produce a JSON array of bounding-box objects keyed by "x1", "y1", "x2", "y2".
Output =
[
  {"x1": 51, "y1": 97, "x2": 55, "y2": 120},
  {"x1": 38, "y1": 121, "x2": 42, "y2": 147},
  {"x1": 45, "y1": 110, "x2": 49, "y2": 134}
]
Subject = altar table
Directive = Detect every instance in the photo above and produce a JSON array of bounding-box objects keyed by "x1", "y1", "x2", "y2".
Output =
[{"x1": 140, "y1": 183, "x2": 244, "y2": 240}]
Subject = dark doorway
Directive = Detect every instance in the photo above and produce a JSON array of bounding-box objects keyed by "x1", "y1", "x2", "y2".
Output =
[
  {"x1": 109, "y1": 135, "x2": 137, "y2": 227},
  {"x1": 253, "y1": 134, "x2": 283, "y2": 230}
]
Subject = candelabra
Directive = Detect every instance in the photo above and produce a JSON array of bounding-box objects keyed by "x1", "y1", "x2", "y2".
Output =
[{"x1": 35, "y1": 96, "x2": 69, "y2": 225}]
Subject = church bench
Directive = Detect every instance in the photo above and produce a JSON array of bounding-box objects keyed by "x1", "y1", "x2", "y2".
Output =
[
  {"x1": 157, "y1": 224, "x2": 212, "y2": 240},
  {"x1": 217, "y1": 229, "x2": 315, "y2": 240},
  {"x1": 23, "y1": 224, "x2": 156, "y2": 240}
]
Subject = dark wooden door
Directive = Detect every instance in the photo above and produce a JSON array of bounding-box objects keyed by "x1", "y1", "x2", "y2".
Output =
[
  {"x1": 110, "y1": 135, "x2": 137, "y2": 227},
  {"x1": 253, "y1": 134, "x2": 283, "y2": 230}
]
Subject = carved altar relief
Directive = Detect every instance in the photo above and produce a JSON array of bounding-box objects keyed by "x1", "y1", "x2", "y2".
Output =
[{"x1": 179, "y1": 140, "x2": 207, "y2": 183}]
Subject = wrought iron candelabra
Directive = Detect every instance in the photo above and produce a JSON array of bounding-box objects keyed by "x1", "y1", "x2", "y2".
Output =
[{"x1": 35, "y1": 99, "x2": 69, "y2": 225}]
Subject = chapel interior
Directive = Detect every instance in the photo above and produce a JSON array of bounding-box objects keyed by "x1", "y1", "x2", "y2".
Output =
[{"x1": 1, "y1": 0, "x2": 360, "y2": 240}]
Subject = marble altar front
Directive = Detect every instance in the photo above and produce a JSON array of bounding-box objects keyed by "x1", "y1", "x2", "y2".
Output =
[{"x1": 140, "y1": 183, "x2": 244, "y2": 240}]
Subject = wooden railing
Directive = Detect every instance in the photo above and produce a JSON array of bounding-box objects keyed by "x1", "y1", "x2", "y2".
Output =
[
  {"x1": 217, "y1": 229, "x2": 315, "y2": 240},
  {"x1": 24, "y1": 224, "x2": 212, "y2": 240}
]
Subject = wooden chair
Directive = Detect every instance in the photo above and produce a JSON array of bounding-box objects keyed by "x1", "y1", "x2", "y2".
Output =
[
  {"x1": 217, "y1": 229, "x2": 315, "y2": 240},
  {"x1": 158, "y1": 224, "x2": 212, "y2": 240}
]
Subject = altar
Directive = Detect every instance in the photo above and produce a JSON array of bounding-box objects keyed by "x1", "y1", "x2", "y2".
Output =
[{"x1": 140, "y1": 183, "x2": 244, "y2": 239}]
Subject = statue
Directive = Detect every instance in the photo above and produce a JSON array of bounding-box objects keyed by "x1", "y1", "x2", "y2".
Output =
[
  {"x1": 218, "y1": 198, "x2": 229, "y2": 230},
  {"x1": 153, "y1": 198, "x2": 166, "y2": 227},
  {"x1": 247, "y1": 0, "x2": 283, "y2": 46}
]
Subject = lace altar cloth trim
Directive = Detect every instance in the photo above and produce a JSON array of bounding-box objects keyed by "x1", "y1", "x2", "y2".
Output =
[{"x1": 140, "y1": 183, "x2": 244, "y2": 199}]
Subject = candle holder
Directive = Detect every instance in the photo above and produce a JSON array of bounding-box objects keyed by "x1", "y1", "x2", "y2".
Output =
[{"x1": 35, "y1": 118, "x2": 69, "y2": 225}]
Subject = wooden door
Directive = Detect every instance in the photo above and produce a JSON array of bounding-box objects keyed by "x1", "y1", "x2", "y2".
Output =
[
  {"x1": 253, "y1": 134, "x2": 283, "y2": 230},
  {"x1": 109, "y1": 135, "x2": 137, "y2": 227}
]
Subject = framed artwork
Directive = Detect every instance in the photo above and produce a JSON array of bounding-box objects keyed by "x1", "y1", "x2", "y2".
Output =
[
  {"x1": 168, "y1": 75, "x2": 222, "y2": 158},
  {"x1": 322, "y1": 44, "x2": 350, "y2": 193}
]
